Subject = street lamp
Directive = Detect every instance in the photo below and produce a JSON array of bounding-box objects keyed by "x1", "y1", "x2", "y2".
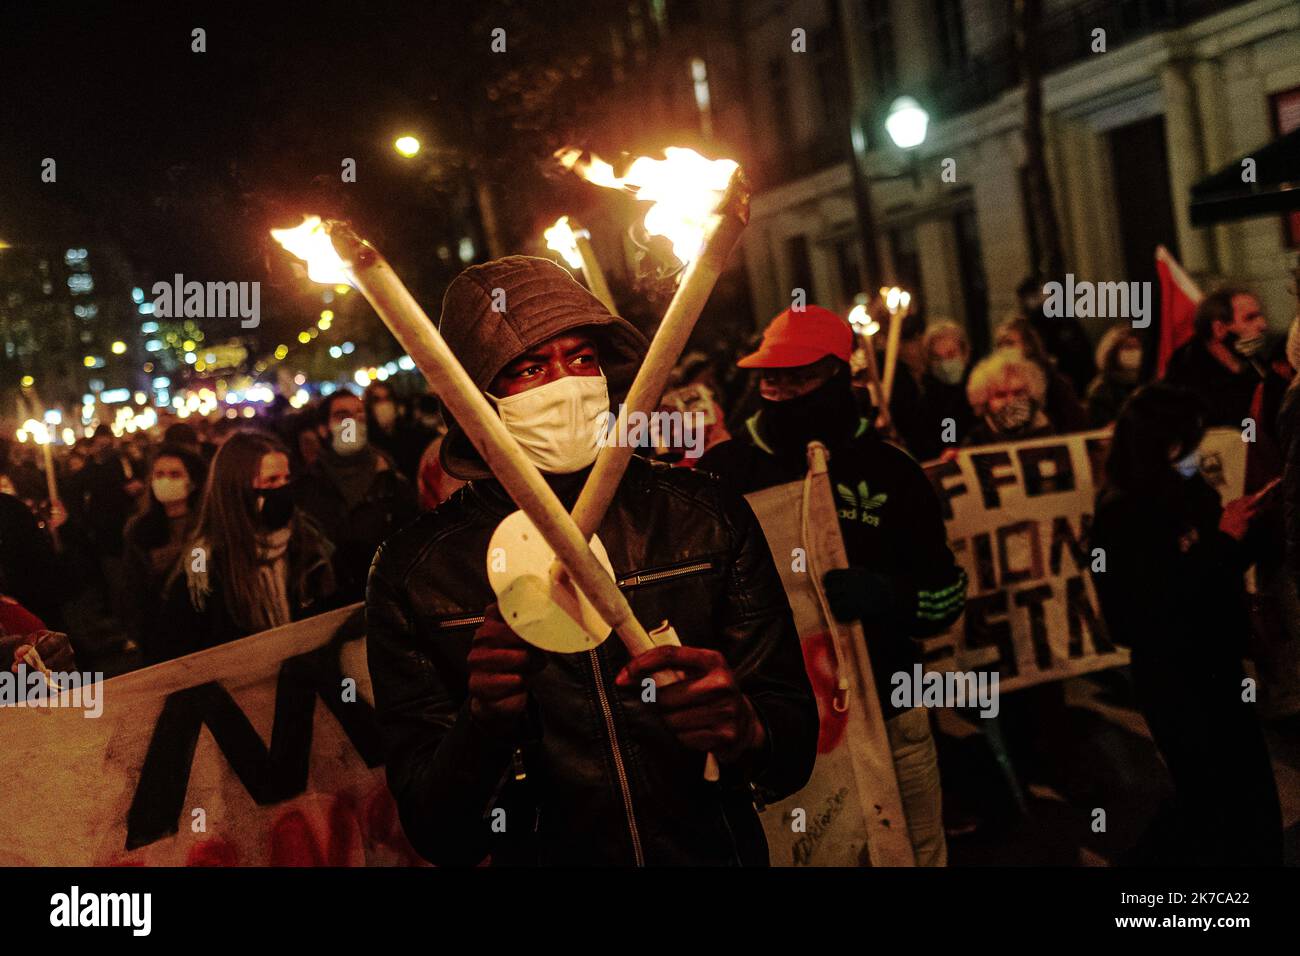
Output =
[
  {"x1": 885, "y1": 97, "x2": 929, "y2": 150},
  {"x1": 394, "y1": 135, "x2": 421, "y2": 158},
  {"x1": 846, "y1": 94, "x2": 930, "y2": 298}
]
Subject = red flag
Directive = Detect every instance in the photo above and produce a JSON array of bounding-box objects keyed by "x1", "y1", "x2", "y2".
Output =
[{"x1": 1155, "y1": 245, "x2": 1203, "y2": 377}]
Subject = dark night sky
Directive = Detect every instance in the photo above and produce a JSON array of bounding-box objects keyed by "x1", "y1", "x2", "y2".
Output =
[{"x1": 0, "y1": 0, "x2": 616, "y2": 352}]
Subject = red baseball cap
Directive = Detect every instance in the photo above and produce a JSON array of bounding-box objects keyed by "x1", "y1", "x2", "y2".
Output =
[{"x1": 737, "y1": 305, "x2": 853, "y2": 368}]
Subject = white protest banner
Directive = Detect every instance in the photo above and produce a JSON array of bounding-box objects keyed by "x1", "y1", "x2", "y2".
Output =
[
  {"x1": 0, "y1": 604, "x2": 424, "y2": 866},
  {"x1": 746, "y1": 444, "x2": 914, "y2": 868},
  {"x1": 917, "y1": 427, "x2": 1244, "y2": 691}
]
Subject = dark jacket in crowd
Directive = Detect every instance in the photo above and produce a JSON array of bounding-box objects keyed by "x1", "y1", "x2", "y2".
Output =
[
  {"x1": 156, "y1": 517, "x2": 337, "y2": 658},
  {"x1": 699, "y1": 407, "x2": 968, "y2": 719},
  {"x1": 1044, "y1": 368, "x2": 1090, "y2": 434},
  {"x1": 1090, "y1": 474, "x2": 1281, "y2": 865},
  {"x1": 74, "y1": 453, "x2": 140, "y2": 557},
  {"x1": 295, "y1": 445, "x2": 418, "y2": 603},
  {"x1": 0, "y1": 492, "x2": 64, "y2": 629},
  {"x1": 366, "y1": 456, "x2": 818, "y2": 866},
  {"x1": 1164, "y1": 335, "x2": 1288, "y2": 438},
  {"x1": 890, "y1": 368, "x2": 976, "y2": 462},
  {"x1": 122, "y1": 506, "x2": 200, "y2": 663},
  {"x1": 370, "y1": 419, "x2": 436, "y2": 484},
  {"x1": 1084, "y1": 374, "x2": 1137, "y2": 428},
  {"x1": 1030, "y1": 310, "x2": 1096, "y2": 396}
]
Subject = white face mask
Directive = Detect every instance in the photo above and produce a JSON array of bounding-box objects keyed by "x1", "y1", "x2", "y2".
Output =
[
  {"x1": 152, "y1": 476, "x2": 190, "y2": 504},
  {"x1": 490, "y1": 374, "x2": 610, "y2": 474}
]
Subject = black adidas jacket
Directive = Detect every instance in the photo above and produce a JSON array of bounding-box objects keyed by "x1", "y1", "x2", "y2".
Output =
[{"x1": 698, "y1": 413, "x2": 968, "y2": 718}]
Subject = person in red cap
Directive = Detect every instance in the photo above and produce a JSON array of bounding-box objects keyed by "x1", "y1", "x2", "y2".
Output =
[
  {"x1": 365, "y1": 257, "x2": 817, "y2": 866},
  {"x1": 698, "y1": 303, "x2": 967, "y2": 866}
]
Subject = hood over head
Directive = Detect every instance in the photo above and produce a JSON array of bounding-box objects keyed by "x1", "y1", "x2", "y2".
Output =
[{"x1": 436, "y1": 255, "x2": 649, "y2": 480}]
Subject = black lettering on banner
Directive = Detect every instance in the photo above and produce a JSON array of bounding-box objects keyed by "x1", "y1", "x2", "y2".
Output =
[
  {"x1": 970, "y1": 451, "x2": 1017, "y2": 509},
  {"x1": 1016, "y1": 443, "x2": 1074, "y2": 497},
  {"x1": 924, "y1": 458, "x2": 965, "y2": 521},
  {"x1": 1049, "y1": 514, "x2": 1091, "y2": 575},
  {"x1": 124, "y1": 613, "x2": 381, "y2": 850},
  {"x1": 1014, "y1": 584, "x2": 1054, "y2": 670},
  {"x1": 970, "y1": 533, "x2": 997, "y2": 591},
  {"x1": 1065, "y1": 575, "x2": 1114, "y2": 657},
  {"x1": 964, "y1": 592, "x2": 1014, "y2": 676},
  {"x1": 1083, "y1": 436, "x2": 1110, "y2": 486},
  {"x1": 996, "y1": 520, "x2": 1043, "y2": 585}
]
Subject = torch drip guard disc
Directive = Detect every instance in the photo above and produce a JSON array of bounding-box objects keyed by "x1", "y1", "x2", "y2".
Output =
[{"x1": 487, "y1": 509, "x2": 615, "y2": 654}]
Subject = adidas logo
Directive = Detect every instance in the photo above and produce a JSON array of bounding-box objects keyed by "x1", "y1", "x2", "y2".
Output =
[{"x1": 836, "y1": 480, "x2": 887, "y2": 526}]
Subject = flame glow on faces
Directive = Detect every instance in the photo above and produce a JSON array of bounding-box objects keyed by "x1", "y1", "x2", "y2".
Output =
[
  {"x1": 556, "y1": 146, "x2": 738, "y2": 265},
  {"x1": 544, "y1": 216, "x2": 585, "y2": 270},
  {"x1": 270, "y1": 216, "x2": 353, "y2": 286}
]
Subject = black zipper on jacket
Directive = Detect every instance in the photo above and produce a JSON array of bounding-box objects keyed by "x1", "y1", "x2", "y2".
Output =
[{"x1": 587, "y1": 647, "x2": 645, "y2": 866}]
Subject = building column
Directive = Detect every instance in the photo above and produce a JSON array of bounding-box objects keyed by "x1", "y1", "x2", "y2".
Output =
[
  {"x1": 916, "y1": 218, "x2": 964, "y2": 323},
  {"x1": 1189, "y1": 58, "x2": 1234, "y2": 276},
  {"x1": 1160, "y1": 60, "x2": 1214, "y2": 274}
]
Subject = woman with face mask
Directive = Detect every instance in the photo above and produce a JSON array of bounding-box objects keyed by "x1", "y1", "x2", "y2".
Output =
[
  {"x1": 1084, "y1": 325, "x2": 1145, "y2": 427},
  {"x1": 963, "y1": 350, "x2": 1056, "y2": 446},
  {"x1": 909, "y1": 320, "x2": 976, "y2": 458},
  {"x1": 122, "y1": 445, "x2": 206, "y2": 662},
  {"x1": 993, "y1": 316, "x2": 1090, "y2": 433},
  {"x1": 157, "y1": 430, "x2": 337, "y2": 660},
  {"x1": 1091, "y1": 383, "x2": 1282, "y2": 865}
]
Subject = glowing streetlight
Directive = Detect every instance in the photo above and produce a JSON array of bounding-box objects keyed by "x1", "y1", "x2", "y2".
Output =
[
  {"x1": 394, "y1": 135, "x2": 421, "y2": 158},
  {"x1": 885, "y1": 96, "x2": 929, "y2": 150}
]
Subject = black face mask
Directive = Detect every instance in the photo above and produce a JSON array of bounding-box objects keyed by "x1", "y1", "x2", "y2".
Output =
[
  {"x1": 252, "y1": 485, "x2": 295, "y2": 531},
  {"x1": 758, "y1": 366, "x2": 860, "y2": 452}
]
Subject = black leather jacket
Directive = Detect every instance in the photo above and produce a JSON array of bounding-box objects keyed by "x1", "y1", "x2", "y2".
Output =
[{"x1": 365, "y1": 455, "x2": 817, "y2": 866}]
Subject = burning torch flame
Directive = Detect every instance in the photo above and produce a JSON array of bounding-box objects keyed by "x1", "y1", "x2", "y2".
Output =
[
  {"x1": 21, "y1": 419, "x2": 49, "y2": 444},
  {"x1": 544, "y1": 216, "x2": 586, "y2": 271},
  {"x1": 847, "y1": 303, "x2": 880, "y2": 337},
  {"x1": 270, "y1": 216, "x2": 353, "y2": 286},
  {"x1": 556, "y1": 146, "x2": 738, "y2": 265},
  {"x1": 882, "y1": 286, "x2": 911, "y2": 313}
]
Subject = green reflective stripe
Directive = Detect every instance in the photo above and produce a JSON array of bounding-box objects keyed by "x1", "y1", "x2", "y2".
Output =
[
  {"x1": 855, "y1": 417, "x2": 868, "y2": 438},
  {"x1": 915, "y1": 567, "x2": 967, "y2": 598},
  {"x1": 746, "y1": 413, "x2": 774, "y2": 454},
  {"x1": 918, "y1": 589, "x2": 966, "y2": 607},
  {"x1": 918, "y1": 590, "x2": 965, "y2": 606},
  {"x1": 920, "y1": 582, "x2": 972, "y2": 606}
]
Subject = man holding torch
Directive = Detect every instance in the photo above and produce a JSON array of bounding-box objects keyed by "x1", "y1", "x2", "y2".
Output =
[{"x1": 365, "y1": 256, "x2": 818, "y2": 866}]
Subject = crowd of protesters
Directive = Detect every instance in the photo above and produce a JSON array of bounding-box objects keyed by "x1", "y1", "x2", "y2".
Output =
[{"x1": 3, "y1": 263, "x2": 1299, "y2": 867}]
